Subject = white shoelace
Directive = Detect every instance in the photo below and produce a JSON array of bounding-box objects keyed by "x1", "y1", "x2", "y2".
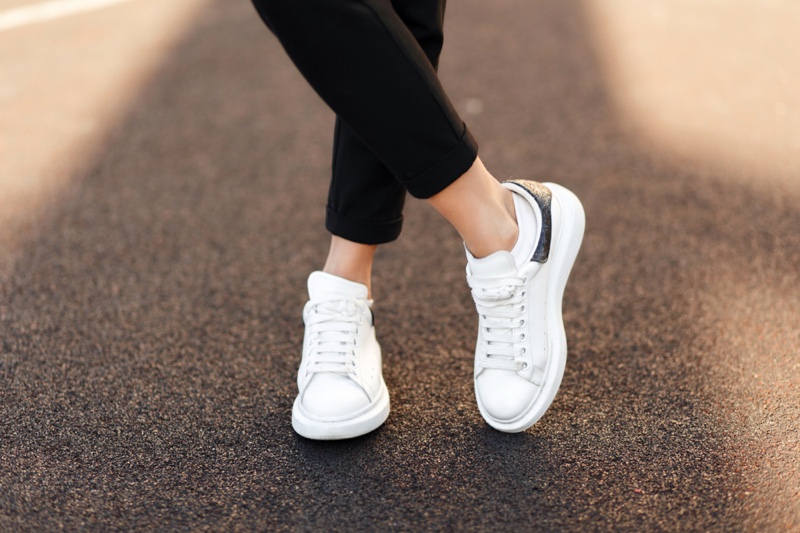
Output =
[
  {"x1": 467, "y1": 274, "x2": 528, "y2": 372},
  {"x1": 305, "y1": 298, "x2": 362, "y2": 375}
]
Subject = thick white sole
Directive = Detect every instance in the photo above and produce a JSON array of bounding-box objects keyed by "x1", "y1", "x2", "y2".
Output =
[
  {"x1": 478, "y1": 182, "x2": 585, "y2": 433},
  {"x1": 291, "y1": 379, "x2": 390, "y2": 440}
]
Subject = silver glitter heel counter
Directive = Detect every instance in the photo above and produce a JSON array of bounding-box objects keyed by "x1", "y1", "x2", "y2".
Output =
[{"x1": 504, "y1": 179, "x2": 552, "y2": 264}]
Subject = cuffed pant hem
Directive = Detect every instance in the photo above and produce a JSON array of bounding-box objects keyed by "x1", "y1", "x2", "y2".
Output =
[
  {"x1": 402, "y1": 125, "x2": 479, "y2": 199},
  {"x1": 326, "y1": 207, "x2": 404, "y2": 245}
]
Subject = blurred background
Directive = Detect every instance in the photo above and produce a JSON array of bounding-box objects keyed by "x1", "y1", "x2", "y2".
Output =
[{"x1": 1, "y1": 0, "x2": 798, "y2": 530}]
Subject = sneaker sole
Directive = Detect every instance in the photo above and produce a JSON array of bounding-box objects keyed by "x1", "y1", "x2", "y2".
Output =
[
  {"x1": 291, "y1": 379, "x2": 390, "y2": 440},
  {"x1": 478, "y1": 182, "x2": 585, "y2": 432}
]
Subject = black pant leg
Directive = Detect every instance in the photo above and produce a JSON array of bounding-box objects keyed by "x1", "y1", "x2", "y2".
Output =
[
  {"x1": 326, "y1": 0, "x2": 449, "y2": 244},
  {"x1": 251, "y1": 0, "x2": 477, "y2": 202}
]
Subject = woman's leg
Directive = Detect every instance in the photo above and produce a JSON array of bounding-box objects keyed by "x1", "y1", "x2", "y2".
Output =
[
  {"x1": 252, "y1": 0, "x2": 585, "y2": 437},
  {"x1": 326, "y1": 119, "x2": 406, "y2": 247},
  {"x1": 427, "y1": 157, "x2": 518, "y2": 258},
  {"x1": 251, "y1": 0, "x2": 477, "y2": 199},
  {"x1": 254, "y1": 0, "x2": 516, "y2": 257},
  {"x1": 322, "y1": 0, "x2": 452, "y2": 298},
  {"x1": 322, "y1": 154, "x2": 519, "y2": 297},
  {"x1": 322, "y1": 236, "x2": 377, "y2": 298},
  {"x1": 253, "y1": 0, "x2": 478, "y2": 440}
]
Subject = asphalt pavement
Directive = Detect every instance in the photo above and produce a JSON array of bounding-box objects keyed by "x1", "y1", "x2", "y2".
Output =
[{"x1": 1, "y1": 0, "x2": 798, "y2": 531}]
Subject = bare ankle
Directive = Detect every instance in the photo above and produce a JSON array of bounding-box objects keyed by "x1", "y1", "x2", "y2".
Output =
[
  {"x1": 323, "y1": 236, "x2": 377, "y2": 297},
  {"x1": 464, "y1": 218, "x2": 518, "y2": 258},
  {"x1": 426, "y1": 157, "x2": 521, "y2": 258},
  {"x1": 465, "y1": 185, "x2": 519, "y2": 257}
]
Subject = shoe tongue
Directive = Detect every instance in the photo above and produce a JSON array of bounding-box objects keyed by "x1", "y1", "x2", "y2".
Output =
[
  {"x1": 468, "y1": 250, "x2": 518, "y2": 277},
  {"x1": 307, "y1": 271, "x2": 368, "y2": 301}
]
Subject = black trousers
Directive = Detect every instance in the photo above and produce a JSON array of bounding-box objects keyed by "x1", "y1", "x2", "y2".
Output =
[{"x1": 251, "y1": 0, "x2": 478, "y2": 244}]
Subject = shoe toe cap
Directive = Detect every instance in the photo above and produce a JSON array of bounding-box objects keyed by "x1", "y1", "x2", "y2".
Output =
[
  {"x1": 476, "y1": 369, "x2": 539, "y2": 422},
  {"x1": 301, "y1": 374, "x2": 370, "y2": 419}
]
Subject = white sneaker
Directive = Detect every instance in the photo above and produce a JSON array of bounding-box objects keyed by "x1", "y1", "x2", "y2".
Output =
[
  {"x1": 292, "y1": 271, "x2": 390, "y2": 440},
  {"x1": 466, "y1": 180, "x2": 585, "y2": 432}
]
